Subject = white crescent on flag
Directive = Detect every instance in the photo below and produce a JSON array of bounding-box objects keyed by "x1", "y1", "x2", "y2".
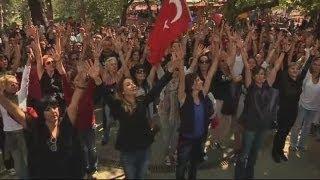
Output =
[{"x1": 169, "y1": 0, "x2": 182, "y2": 24}]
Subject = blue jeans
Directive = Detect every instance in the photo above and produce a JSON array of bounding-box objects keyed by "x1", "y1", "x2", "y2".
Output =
[
  {"x1": 79, "y1": 127, "x2": 98, "y2": 174},
  {"x1": 102, "y1": 104, "x2": 114, "y2": 144},
  {"x1": 176, "y1": 136, "x2": 203, "y2": 180},
  {"x1": 5, "y1": 130, "x2": 28, "y2": 179},
  {"x1": 290, "y1": 105, "x2": 318, "y2": 149},
  {"x1": 120, "y1": 148, "x2": 150, "y2": 179},
  {"x1": 235, "y1": 130, "x2": 266, "y2": 179}
]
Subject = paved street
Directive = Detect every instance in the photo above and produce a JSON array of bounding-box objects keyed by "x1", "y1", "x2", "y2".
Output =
[
  {"x1": 94, "y1": 130, "x2": 320, "y2": 179},
  {"x1": 1, "y1": 109, "x2": 319, "y2": 179}
]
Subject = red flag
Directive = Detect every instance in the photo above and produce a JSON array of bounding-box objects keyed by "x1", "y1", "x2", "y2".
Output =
[
  {"x1": 212, "y1": 13, "x2": 223, "y2": 27},
  {"x1": 148, "y1": 0, "x2": 191, "y2": 65}
]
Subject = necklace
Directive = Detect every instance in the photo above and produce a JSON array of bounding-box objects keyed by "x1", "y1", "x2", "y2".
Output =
[{"x1": 47, "y1": 136, "x2": 57, "y2": 152}]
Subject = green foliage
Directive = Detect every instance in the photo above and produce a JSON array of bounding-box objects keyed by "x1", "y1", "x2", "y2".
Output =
[
  {"x1": 52, "y1": 0, "x2": 122, "y2": 26},
  {"x1": 3, "y1": 0, "x2": 27, "y2": 26}
]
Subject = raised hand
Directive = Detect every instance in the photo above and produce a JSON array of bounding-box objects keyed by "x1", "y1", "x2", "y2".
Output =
[
  {"x1": 112, "y1": 35, "x2": 122, "y2": 53},
  {"x1": 195, "y1": 44, "x2": 205, "y2": 57},
  {"x1": 91, "y1": 37, "x2": 105, "y2": 60},
  {"x1": 85, "y1": 59, "x2": 100, "y2": 79}
]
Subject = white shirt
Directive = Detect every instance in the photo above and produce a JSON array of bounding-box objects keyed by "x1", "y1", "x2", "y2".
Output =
[
  {"x1": 233, "y1": 54, "x2": 244, "y2": 76},
  {"x1": 299, "y1": 71, "x2": 320, "y2": 111},
  {"x1": 0, "y1": 65, "x2": 31, "y2": 131}
]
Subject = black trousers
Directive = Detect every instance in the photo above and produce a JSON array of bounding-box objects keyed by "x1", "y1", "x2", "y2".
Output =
[{"x1": 272, "y1": 109, "x2": 297, "y2": 154}]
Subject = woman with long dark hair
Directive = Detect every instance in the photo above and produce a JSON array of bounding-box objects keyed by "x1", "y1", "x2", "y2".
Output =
[
  {"x1": 92, "y1": 54, "x2": 178, "y2": 179},
  {"x1": 176, "y1": 42, "x2": 220, "y2": 179},
  {"x1": 235, "y1": 37, "x2": 285, "y2": 179}
]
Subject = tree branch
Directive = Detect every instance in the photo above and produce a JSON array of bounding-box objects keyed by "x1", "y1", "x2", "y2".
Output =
[{"x1": 238, "y1": 0, "x2": 280, "y2": 15}]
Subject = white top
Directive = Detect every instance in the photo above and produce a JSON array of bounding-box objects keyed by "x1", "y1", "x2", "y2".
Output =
[
  {"x1": 0, "y1": 65, "x2": 31, "y2": 131},
  {"x1": 299, "y1": 71, "x2": 320, "y2": 111},
  {"x1": 233, "y1": 54, "x2": 244, "y2": 76}
]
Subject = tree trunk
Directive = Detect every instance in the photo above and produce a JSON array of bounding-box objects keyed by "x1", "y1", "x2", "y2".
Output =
[
  {"x1": 121, "y1": 5, "x2": 128, "y2": 26},
  {"x1": 0, "y1": 2, "x2": 3, "y2": 30},
  {"x1": 28, "y1": 0, "x2": 47, "y2": 26},
  {"x1": 120, "y1": 0, "x2": 134, "y2": 26},
  {"x1": 79, "y1": 0, "x2": 86, "y2": 21},
  {"x1": 45, "y1": 0, "x2": 53, "y2": 21}
]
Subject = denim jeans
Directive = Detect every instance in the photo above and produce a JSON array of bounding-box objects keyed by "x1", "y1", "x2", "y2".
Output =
[
  {"x1": 102, "y1": 104, "x2": 114, "y2": 144},
  {"x1": 176, "y1": 136, "x2": 203, "y2": 180},
  {"x1": 290, "y1": 105, "x2": 318, "y2": 149},
  {"x1": 79, "y1": 127, "x2": 98, "y2": 174},
  {"x1": 120, "y1": 148, "x2": 150, "y2": 179},
  {"x1": 235, "y1": 130, "x2": 266, "y2": 179},
  {"x1": 4, "y1": 130, "x2": 28, "y2": 179}
]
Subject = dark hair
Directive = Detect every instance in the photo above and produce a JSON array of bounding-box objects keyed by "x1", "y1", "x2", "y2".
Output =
[
  {"x1": 35, "y1": 95, "x2": 60, "y2": 118},
  {"x1": 39, "y1": 95, "x2": 59, "y2": 111},
  {"x1": 185, "y1": 73, "x2": 198, "y2": 94},
  {"x1": 130, "y1": 64, "x2": 145, "y2": 77},
  {"x1": 130, "y1": 64, "x2": 149, "y2": 92},
  {"x1": 0, "y1": 54, "x2": 8, "y2": 61},
  {"x1": 252, "y1": 66, "x2": 266, "y2": 77}
]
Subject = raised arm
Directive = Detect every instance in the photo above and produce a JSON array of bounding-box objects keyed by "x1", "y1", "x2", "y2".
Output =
[
  {"x1": 0, "y1": 93, "x2": 27, "y2": 128},
  {"x1": 112, "y1": 35, "x2": 125, "y2": 64},
  {"x1": 11, "y1": 41, "x2": 22, "y2": 72},
  {"x1": 144, "y1": 45, "x2": 180, "y2": 104},
  {"x1": 203, "y1": 41, "x2": 221, "y2": 95},
  {"x1": 67, "y1": 67, "x2": 87, "y2": 125},
  {"x1": 29, "y1": 26, "x2": 44, "y2": 80},
  {"x1": 267, "y1": 52, "x2": 285, "y2": 86},
  {"x1": 299, "y1": 45, "x2": 319, "y2": 81},
  {"x1": 147, "y1": 65, "x2": 157, "y2": 87},
  {"x1": 54, "y1": 29, "x2": 66, "y2": 75},
  {"x1": 17, "y1": 54, "x2": 32, "y2": 110},
  {"x1": 237, "y1": 38, "x2": 251, "y2": 88}
]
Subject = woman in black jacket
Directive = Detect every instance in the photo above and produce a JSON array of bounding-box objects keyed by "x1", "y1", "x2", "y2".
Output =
[
  {"x1": 235, "y1": 38, "x2": 285, "y2": 179},
  {"x1": 271, "y1": 46, "x2": 314, "y2": 163},
  {"x1": 91, "y1": 56, "x2": 178, "y2": 179}
]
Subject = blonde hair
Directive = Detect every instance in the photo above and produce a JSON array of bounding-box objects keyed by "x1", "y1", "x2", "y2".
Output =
[{"x1": 0, "y1": 74, "x2": 16, "y2": 91}]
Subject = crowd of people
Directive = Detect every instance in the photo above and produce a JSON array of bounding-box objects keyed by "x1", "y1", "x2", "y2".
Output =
[{"x1": 0, "y1": 12, "x2": 319, "y2": 179}]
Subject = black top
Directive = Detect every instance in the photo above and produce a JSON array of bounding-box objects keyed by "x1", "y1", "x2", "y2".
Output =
[
  {"x1": 94, "y1": 71, "x2": 173, "y2": 152},
  {"x1": 26, "y1": 112, "x2": 84, "y2": 178},
  {"x1": 211, "y1": 69, "x2": 232, "y2": 100},
  {"x1": 179, "y1": 91, "x2": 213, "y2": 139},
  {"x1": 273, "y1": 56, "x2": 313, "y2": 116},
  {"x1": 240, "y1": 82, "x2": 279, "y2": 131},
  {"x1": 40, "y1": 69, "x2": 63, "y2": 98}
]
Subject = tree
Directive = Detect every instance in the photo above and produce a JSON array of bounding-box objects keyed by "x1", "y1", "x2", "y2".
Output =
[
  {"x1": 120, "y1": 0, "x2": 134, "y2": 26},
  {"x1": 28, "y1": 0, "x2": 48, "y2": 26},
  {"x1": 222, "y1": 0, "x2": 280, "y2": 24}
]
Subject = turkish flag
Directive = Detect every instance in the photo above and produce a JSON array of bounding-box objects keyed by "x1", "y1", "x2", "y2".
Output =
[
  {"x1": 212, "y1": 13, "x2": 223, "y2": 27},
  {"x1": 148, "y1": 0, "x2": 191, "y2": 65}
]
